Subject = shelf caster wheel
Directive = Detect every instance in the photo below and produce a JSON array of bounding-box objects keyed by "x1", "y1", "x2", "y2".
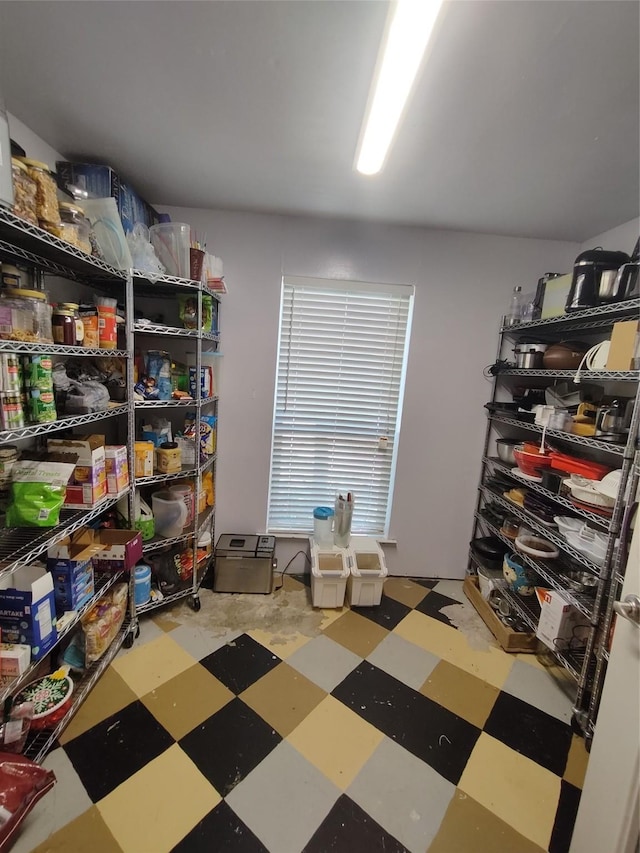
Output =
[
  {"x1": 123, "y1": 632, "x2": 135, "y2": 649},
  {"x1": 189, "y1": 595, "x2": 201, "y2": 612},
  {"x1": 135, "y1": 625, "x2": 141, "y2": 639}
]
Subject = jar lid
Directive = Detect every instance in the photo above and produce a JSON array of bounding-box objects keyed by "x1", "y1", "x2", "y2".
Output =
[
  {"x1": 59, "y1": 202, "x2": 85, "y2": 215},
  {"x1": 2, "y1": 287, "x2": 47, "y2": 301},
  {"x1": 17, "y1": 157, "x2": 52, "y2": 173},
  {"x1": 160, "y1": 442, "x2": 179, "y2": 450},
  {"x1": 313, "y1": 506, "x2": 335, "y2": 519},
  {"x1": 60, "y1": 302, "x2": 79, "y2": 310},
  {"x1": 53, "y1": 308, "x2": 74, "y2": 316},
  {"x1": 11, "y1": 157, "x2": 29, "y2": 174}
]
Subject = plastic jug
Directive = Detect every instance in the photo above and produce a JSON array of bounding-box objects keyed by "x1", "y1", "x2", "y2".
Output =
[
  {"x1": 168, "y1": 484, "x2": 194, "y2": 527},
  {"x1": 313, "y1": 506, "x2": 334, "y2": 547},
  {"x1": 152, "y1": 491, "x2": 188, "y2": 538},
  {"x1": 134, "y1": 563, "x2": 152, "y2": 606}
]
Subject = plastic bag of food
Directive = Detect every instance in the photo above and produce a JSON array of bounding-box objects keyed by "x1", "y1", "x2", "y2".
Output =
[
  {"x1": 6, "y1": 460, "x2": 76, "y2": 527},
  {"x1": 126, "y1": 223, "x2": 165, "y2": 277},
  {"x1": 0, "y1": 752, "x2": 56, "y2": 849},
  {"x1": 81, "y1": 583, "x2": 128, "y2": 664},
  {"x1": 0, "y1": 701, "x2": 34, "y2": 754}
]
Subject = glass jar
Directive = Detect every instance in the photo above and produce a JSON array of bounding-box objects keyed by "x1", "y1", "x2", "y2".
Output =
[
  {"x1": 17, "y1": 159, "x2": 60, "y2": 229},
  {"x1": 52, "y1": 307, "x2": 76, "y2": 346},
  {"x1": 10, "y1": 159, "x2": 37, "y2": 225},
  {"x1": 0, "y1": 288, "x2": 53, "y2": 343},
  {"x1": 59, "y1": 303, "x2": 84, "y2": 345},
  {"x1": 59, "y1": 203, "x2": 91, "y2": 254}
]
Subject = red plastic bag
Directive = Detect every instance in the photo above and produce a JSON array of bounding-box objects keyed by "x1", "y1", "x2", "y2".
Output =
[{"x1": 0, "y1": 753, "x2": 56, "y2": 851}]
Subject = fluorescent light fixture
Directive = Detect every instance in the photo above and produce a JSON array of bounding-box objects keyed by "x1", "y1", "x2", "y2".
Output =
[{"x1": 356, "y1": 0, "x2": 444, "y2": 176}]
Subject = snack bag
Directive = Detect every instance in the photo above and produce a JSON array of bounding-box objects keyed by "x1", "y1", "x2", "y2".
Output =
[{"x1": 6, "y1": 460, "x2": 76, "y2": 527}]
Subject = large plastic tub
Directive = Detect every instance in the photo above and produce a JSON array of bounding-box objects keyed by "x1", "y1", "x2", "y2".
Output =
[
  {"x1": 310, "y1": 540, "x2": 351, "y2": 608},
  {"x1": 347, "y1": 537, "x2": 387, "y2": 607}
]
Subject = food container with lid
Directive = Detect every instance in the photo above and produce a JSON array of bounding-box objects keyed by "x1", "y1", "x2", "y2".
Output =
[
  {"x1": 17, "y1": 158, "x2": 60, "y2": 228},
  {"x1": 15, "y1": 671, "x2": 74, "y2": 731},
  {"x1": 0, "y1": 288, "x2": 53, "y2": 343},
  {"x1": 59, "y1": 203, "x2": 91, "y2": 254},
  {"x1": 52, "y1": 307, "x2": 76, "y2": 346},
  {"x1": 10, "y1": 158, "x2": 37, "y2": 225}
]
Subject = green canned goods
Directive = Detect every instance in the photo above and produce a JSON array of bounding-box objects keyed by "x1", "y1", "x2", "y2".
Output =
[
  {"x1": 23, "y1": 355, "x2": 54, "y2": 391},
  {"x1": 30, "y1": 387, "x2": 57, "y2": 423}
]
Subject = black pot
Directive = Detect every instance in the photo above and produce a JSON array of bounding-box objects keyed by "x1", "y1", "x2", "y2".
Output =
[
  {"x1": 565, "y1": 248, "x2": 630, "y2": 312},
  {"x1": 470, "y1": 536, "x2": 508, "y2": 571}
]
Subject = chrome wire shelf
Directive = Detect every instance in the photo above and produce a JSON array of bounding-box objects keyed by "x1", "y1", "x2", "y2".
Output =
[
  {"x1": 490, "y1": 414, "x2": 629, "y2": 455},
  {"x1": 483, "y1": 457, "x2": 612, "y2": 529},
  {"x1": 475, "y1": 512, "x2": 594, "y2": 617},
  {"x1": 500, "y1": 299, "x2": 640, "y2": 334},
  {"x1": 0, "y1": 210, "x2": 125, "y2": 284},
  {"x1": 134, "y1": 396, "x2": 218, "y2": 409},
  {"x1": 131, "y1": 270, "x2": 221, "y2": 301},
  {"x1": 480, "y1": 485, "x2": 603, "y2": 573},
  {"x1": 23, "y1": 618, "x2": 132, "y2": 764},
  {"x1": 0, "y1": 340, "x2": 129, "y2": 358},
  {"x1": 135, "y1": 587, "x2": 194, "y2": 615},
  {"x1": 499, "y1": 586, "x2": 585, "y2": 681},
  {"x1": 134, "y1": 454, "x2": 216, "y2": 487},
  {"x1": 0, "y1": 404, "x2": 128, "y2": 443},
  {"x1": 498, "y1": 369, "x2": 640, "y2": 381},
  {"x1": 0, "y1": 494, "x2": 125, "y2": 579},
  {"x1": 0, "y1": 571, "x2": 124, "y2": 703},
  {"x1": 134, "y1": 321, "x2": 220, "y2": 343}
]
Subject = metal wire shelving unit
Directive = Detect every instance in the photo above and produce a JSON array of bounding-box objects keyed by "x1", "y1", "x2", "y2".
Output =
[
  {"x1": 470, "y1": 298, "x2": 640, "y2": 743},
  {"x1": 128, "y1": 269, "x2": 220, "y2": 616}
]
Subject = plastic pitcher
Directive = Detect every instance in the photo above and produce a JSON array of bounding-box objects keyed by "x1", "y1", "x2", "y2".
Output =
[
  {"x1": 313, "y1": 506, "x2": 334, "y2": 547},
  {"x1": 152, "y1": 490, "x2": 188, "y2": 538},
  {"x1": 149, "y1": 223, "x2": 190, "y2": 278}
]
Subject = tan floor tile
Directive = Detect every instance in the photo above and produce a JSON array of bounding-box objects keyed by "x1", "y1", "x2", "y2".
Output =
[
  {"x1": 394, "y1": 610, "x2": 513, "y2": 689},
  {"x1": 59, "y1": 668, "x2": 136, "y2": 745},
  {"x1": 420, "y1": 660, "x2": 500, "y2": 728},
  {"x1": 458, "y1": 733, "x2": 561, "y2": 850},
  {"x1": 428, "y1": 788, "x2": 546, "y2": 853},
  {"x1": 141, "y1": 664, "x2": 234, "y2": 740},
  {"x1": 98, "y1": 744, "x2": 219, "y2": 853},
  {"x1": 152, "y1": 613, "x2": 182, "y2": 632},
  {"x1": 240, "y1": 662, "x2": 326, "y2": 736},
  {"x1": 287, "y1": 695, "x2": 383, "y2": 789},
  {"x1": 31, "y1": 806, "x2": 121, "y2": 853},
  {"x1": 564, "y1": 734, "x2": 590, "y2": 789},
  {"x1": 281, "y1": 575, "x2": 306, "y2": 592},
  {"x1": 383, "y1": 577, "x2": 428, "y2": 608},
  {"x1": 322, "y1": 610, "x2": 388, "y2": 658},
  {"x1": 248, "y1": 628, "x2": 312, "y2": 659},
  {"x1": 111, "y1": 633, "x2": 197, "y2": 698},
  {"x1": 319, "y1": 606, "x2": 348, "y2": 630}
]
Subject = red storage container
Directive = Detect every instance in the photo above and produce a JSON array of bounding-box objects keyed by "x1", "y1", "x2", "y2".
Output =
[{"x1": 549, "y1": 452, "x2": 610, "y2": 481}]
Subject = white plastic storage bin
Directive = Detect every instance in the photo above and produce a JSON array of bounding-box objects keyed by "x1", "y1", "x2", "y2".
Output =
[
  {"x1": 310, "y1": 539, "x2": 351, "y2": 608},
  {"x1": 347, "y1": 537, "x2": 388, "y2": 607}
]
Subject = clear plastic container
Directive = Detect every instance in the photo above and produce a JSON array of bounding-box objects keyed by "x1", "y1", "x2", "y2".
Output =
[
  {"x1": 18, "y1": 158, "x2": 60, "y2": 227},
  {"x1": 59, "y1": 202, "x2": 91, "y2": 254},
  {"x1": 149, "y1": 223, "x2": 190, "y2": 277},
  {"x1": 0, "y1": 288, "x2": 53, "y2": 342},
  {"x1": 10, "y1": 158, "x2": 37, "y2": 225}
]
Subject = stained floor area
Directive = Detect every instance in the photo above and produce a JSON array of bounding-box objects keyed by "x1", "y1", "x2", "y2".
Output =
[{"x1": 13, "y1": 576, "x2": 589, "y2": 853}]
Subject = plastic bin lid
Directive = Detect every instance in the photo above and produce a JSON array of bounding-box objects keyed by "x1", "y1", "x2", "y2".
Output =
[{"x1": 313, "y1": 506, "x2": 334, "y2": 519}]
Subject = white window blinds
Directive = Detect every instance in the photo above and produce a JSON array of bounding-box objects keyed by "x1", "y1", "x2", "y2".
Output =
[{"x1": 268, "y1": 276, "x2": 414, "y2": 535}]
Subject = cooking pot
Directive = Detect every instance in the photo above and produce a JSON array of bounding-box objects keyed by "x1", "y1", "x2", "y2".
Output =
[
  {"x1": 565, "y1": 248, "x2": 630, "y2": 312},
  {"x1": 542, "y1": 341, "x2": 588, "y2": 370},
  {"x1": 470, "y1": 536, "x2": 508, "y2": 571},
  {"x1": 496, "y1": 438, "x2": 520, "y2": 464},
  {"x1": 513, "y1": 342, "x2": 547, "y2": 369}
]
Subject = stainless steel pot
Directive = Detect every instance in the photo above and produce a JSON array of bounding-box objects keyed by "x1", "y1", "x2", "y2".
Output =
[
  {"x1": 513, "y1": 342, "x2": 547, "y2": 369},
  {"x1": 496, "y1": 439, "x2": 519, "y2": 465}
]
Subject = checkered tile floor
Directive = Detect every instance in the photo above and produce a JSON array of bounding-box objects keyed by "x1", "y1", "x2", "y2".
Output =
[{"x1": 14, "y1": 576, "x2": 589, "y2": 853}]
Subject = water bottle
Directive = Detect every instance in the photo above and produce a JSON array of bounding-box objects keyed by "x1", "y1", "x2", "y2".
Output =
[{"x1": 505, "y1": 286, "x2": 524, "y2": 327}]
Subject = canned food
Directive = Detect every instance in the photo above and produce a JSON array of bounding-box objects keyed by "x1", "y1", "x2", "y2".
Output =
[
  {"x1": 23, "y1": 355, "x2": 54, "y2": 391},
  {"x1": 0, "y1": 354, "x2": 21, "y2": 393},
  {"x1": 1, "y1": 392, "x2": 25, "y2": 430},
  {"x1": 30, "y1": 388, "x2": 57, "y2": 423}
]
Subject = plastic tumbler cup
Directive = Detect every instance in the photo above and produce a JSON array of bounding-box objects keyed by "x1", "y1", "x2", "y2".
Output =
[
  {"x1": 313, "y1": 506, "x2": 334, "y2": 547},
  {"x1": 334, "y1": 491, "x2": 354, "y2": 548}
]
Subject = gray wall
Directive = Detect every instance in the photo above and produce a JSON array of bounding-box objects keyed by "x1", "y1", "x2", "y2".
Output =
[{"x1": 159, "y1": 205, "x2": 578, "y2": 577}]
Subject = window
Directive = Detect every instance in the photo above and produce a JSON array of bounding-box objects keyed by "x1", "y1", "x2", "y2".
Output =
[{"x1": 267, "y1": 275, "x2": 414, "y2": 535}]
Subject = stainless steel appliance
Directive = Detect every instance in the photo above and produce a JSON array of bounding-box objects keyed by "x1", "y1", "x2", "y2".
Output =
[
  {"x1": 213, "y1": 534, "x2": 277, "y2": 594},
  {"x1": 0, "y1": 85, "x2": 14, "y2": 211},
  {"x1": 513, "y1": 341, "x2": 547, "y2": 369},
  {"x1": 611, "y1": 237, "x2": 640, "y2": 302},
  {"x1": 595, "y1": 400, "x2": 627, "y2": 442},
  {"x1": 565, "y1": 248, "x2": 630, "y2": 312}
]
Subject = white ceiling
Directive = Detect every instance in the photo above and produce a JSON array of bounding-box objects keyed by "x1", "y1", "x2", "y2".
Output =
[{"x1": 1, "y1": 1, "x2": 638, "y2": 242}]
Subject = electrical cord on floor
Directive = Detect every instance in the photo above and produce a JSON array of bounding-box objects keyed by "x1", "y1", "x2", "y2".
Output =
[{"x1": 274, "y1": 549, "x2": 312, "y2": 591}]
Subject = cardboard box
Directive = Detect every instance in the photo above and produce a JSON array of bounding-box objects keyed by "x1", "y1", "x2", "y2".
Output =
[
  {"x1": 463, "y1": 576, "x2": 540, "y2": 653},
  {"x1": 606, "y1": 320, "x2": 640, "y2": 371},
  {"x1": 0, "y1": 566, "x2": 57, "y2": 661},
  {"x1": 48, "y1": 435, "x2": 107, "y2": 507},
  {"x1": 0, "y1": 644, "x2": 31, "y2": 678},
  {"x1": 91, "y1": 530, "x2": 143, "y2": 573},
  {"x1": 48, "y1": 435, "x2": 105, "y2": 468},
  {"x1": 48, "y1": 532, "x2": 99, "y2": 574},
  {"x1": 541, "y1": 273, "x2": 572, "y2": 319},
  {"x1": 535, "y1": 588, "x2": 589, "y2": 651},
  {"x1": 105, "y1": 446, "x2": 129, "y2": 495}
]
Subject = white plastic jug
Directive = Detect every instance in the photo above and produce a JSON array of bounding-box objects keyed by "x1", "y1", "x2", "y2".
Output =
[{"x1": 152, "y1": 491, "x2": 188, "y2": 538}]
